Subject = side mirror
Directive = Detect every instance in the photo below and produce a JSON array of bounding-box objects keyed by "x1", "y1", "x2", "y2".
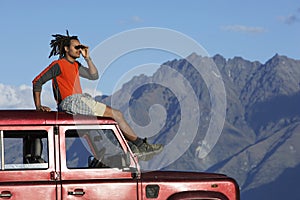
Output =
[{"x1": 122, "y1": 152, "x2": 138, "y2": 176}]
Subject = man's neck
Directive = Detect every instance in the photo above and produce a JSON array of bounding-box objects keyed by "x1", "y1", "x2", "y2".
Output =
[{"x1": 64, "y1": 55, "x2": 76, "y2": 63}]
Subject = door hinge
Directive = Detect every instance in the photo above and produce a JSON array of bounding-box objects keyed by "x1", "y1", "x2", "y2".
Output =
[
  {"x1": 50, "y1": 171, "x2": 60, "y2": 181},
  {"x1": 54, "y1": 126, "x2": 59, "y2": 135}
]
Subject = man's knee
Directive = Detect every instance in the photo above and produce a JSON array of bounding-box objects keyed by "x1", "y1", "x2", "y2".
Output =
[
  {"x1": 104, "y1": 107, "x2": 122, "y2": 119},
  {"x1": 112, "y1": 109, "x2": 123, "y2": 120}
]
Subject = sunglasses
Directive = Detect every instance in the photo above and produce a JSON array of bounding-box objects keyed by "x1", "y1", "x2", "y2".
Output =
[{"x1": 74, "y1": 45, "x2": 86, "y2": 50}]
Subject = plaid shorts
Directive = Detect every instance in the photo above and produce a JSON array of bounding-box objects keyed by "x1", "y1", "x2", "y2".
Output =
[{"x1": 59, "y1": 93, "x2": 107, "y2": 116}]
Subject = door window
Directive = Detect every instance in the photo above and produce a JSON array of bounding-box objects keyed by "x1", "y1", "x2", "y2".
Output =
[
  {"x1": 65, "y1": 129, "x2": 129, "y2": 169},
  {"x1": 0, "y1": 130, "x2": 48, "y2": 170}
]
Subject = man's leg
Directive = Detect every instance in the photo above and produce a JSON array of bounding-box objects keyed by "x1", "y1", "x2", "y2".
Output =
[
  {"x1": 82, "y1": 97, "x2": 164, "y2": 160},
  {"x1": 103, "y1": 106, "x2": 138, "y2": 142},
  {"x1": 102, "y1": 106, "x2": 163, "y2": 160},
  {"x1": 80, "y1": 96, "x2": 138, "y2": 141}
]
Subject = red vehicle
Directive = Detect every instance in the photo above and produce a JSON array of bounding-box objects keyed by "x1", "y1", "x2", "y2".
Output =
[{"x1": 0, "y1": 110, "x2": 240, "y2": 200}]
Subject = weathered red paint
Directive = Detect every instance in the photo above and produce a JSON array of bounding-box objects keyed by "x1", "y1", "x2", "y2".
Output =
[{"x1": 0, "y1": 110, "x2": 240, "y2": 200}]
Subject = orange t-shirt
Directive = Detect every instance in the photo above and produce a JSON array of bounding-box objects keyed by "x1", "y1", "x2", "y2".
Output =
[{"x1": 33, "y1": 58, "x2": 83, "y2": 104}]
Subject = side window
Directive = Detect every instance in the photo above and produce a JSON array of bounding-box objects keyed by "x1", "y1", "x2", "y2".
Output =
[
  {"x1": 0, "y1": 130, "x2": 48, "y2": 170},
  {"x1": 65, "y1": 129, "x2": 129, "y2": 169}
]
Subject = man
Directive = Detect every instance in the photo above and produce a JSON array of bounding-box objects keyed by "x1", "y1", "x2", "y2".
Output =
[{"x1": 32, "y1": 31, "x2": 163, "y2": 160}]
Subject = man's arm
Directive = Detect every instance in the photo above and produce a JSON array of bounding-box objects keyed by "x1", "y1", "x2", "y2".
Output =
[
  {"x1": 85, "y1": 56, "x2": 98, "y2": 76},
  {"x1": 32, "y1": 62, "x2": 60, "y2": 112},
  {"x1": 33, "y1": 91, "x2": 51, "y2": 112},
  {"x1": 80, "y1": 45, "x2": 99, "y2": 79}
]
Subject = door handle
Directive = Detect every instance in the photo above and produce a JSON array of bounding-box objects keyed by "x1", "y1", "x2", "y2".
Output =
[
  {"x1": 0, "y1": 191, "x2": 12, "y2": 198},
  {"x1": 68, "y1": 189, "x2": 85, "y2": 196}
]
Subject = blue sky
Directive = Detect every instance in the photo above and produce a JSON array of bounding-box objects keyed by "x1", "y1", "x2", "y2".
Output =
[{"x1": 0, "y1": 0, "x2": 299, "y2": 109}]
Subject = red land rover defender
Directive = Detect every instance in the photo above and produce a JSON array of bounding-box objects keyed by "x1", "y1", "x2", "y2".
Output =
[{"x1": 0, "y1": 110, "x2": 240, "y2": 200}]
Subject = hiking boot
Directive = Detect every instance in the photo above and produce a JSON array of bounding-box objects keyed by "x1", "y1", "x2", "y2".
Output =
[
  {"x1": 128, "y1": 139, "x2": 164, "y2": 161},
  {"x1": 137, "y1": 138, "x2": 164, "y2": 161},
  {"x1": 128, "y1": 142, "x2": 153, "y2": 161},
  {"x1": 138, "y1": 138, "x2": 164, "y2": 153},
  {"x1": 128, "y1": 141, "x2": 140, "y2": 154}
]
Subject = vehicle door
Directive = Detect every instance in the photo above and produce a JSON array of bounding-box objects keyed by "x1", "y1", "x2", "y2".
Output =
[
  {"x1": 0, "y1": 126, "x2": 57, "y2": 200},
  {"x1": 59, "y1": 125, "x2": 139, "y2": 200}
]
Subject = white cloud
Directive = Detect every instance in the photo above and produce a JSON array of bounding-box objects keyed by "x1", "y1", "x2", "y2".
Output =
[
  {"x1": 221, "y1": 25, "x2": 267, "y2": 34},
  {"x1": 118, "y1": 15, "x2": 144, "y2": 25},
  {"x1": 131, "y1": 16, "x2": 143, "y2": 23},
  {"x1": 0, "y1": 83, "x2": 104, "y2": 110},
  {"x1": 278, "y1": 14, "x2": 300, "y2": 25},
  {"x1": 0, "y1": 83, "x2": 56, "y2": 110},
  {"x1": 278, "y1": 8, "x2": 300, "y2": 25}
]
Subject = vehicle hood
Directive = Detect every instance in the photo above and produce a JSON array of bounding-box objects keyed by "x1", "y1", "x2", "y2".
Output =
[{"x1": 141, "y1": 171, "x2": 228, "y2": 182}]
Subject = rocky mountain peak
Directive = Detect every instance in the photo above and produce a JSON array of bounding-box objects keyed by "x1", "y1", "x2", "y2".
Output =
[{"x1": 99, "y1": 53, "x2": 300, "y2": 200}]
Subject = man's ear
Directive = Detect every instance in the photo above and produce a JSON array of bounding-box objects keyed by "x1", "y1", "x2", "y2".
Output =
[{"x1": 64, "y1": 46, "x2": 69, "y2": 53}]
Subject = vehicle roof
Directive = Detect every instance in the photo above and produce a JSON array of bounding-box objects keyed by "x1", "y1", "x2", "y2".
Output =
[{"x1": 0, "y1": 110, "x2": 117, "y2": 126}]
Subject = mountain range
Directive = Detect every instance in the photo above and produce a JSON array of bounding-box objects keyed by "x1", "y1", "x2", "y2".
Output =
[{"x1": 97, "y1": 53, "x2": 300, "y2": 200}]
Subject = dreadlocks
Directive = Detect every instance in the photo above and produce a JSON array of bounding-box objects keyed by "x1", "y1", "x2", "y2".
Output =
[{"x1": 48, "y1": 30, "x2": 78, "y2": 59}]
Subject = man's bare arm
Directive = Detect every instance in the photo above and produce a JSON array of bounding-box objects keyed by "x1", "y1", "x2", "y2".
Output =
[{"x1": 33, "y1": 91, "x2": 51, "y2": 112}]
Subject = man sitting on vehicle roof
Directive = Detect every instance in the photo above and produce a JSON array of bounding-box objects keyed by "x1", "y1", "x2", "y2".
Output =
[{"x1": 32, "y1": 30, "x2": 163, "y2": 161}]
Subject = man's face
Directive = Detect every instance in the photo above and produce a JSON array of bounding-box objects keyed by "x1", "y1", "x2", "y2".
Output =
[{"x1": 66, "y1": 39, "x2": 81, "y2": 59}]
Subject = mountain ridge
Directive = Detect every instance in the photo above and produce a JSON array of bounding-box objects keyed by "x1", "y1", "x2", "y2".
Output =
[{"x1": 98, "y1": 53, "x2": 300, "y2": 199}]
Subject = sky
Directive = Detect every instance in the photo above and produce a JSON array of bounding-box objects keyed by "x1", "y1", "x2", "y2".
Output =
[{"x1": 0, "y1": 0, "x2": 299, "y2": 109}]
